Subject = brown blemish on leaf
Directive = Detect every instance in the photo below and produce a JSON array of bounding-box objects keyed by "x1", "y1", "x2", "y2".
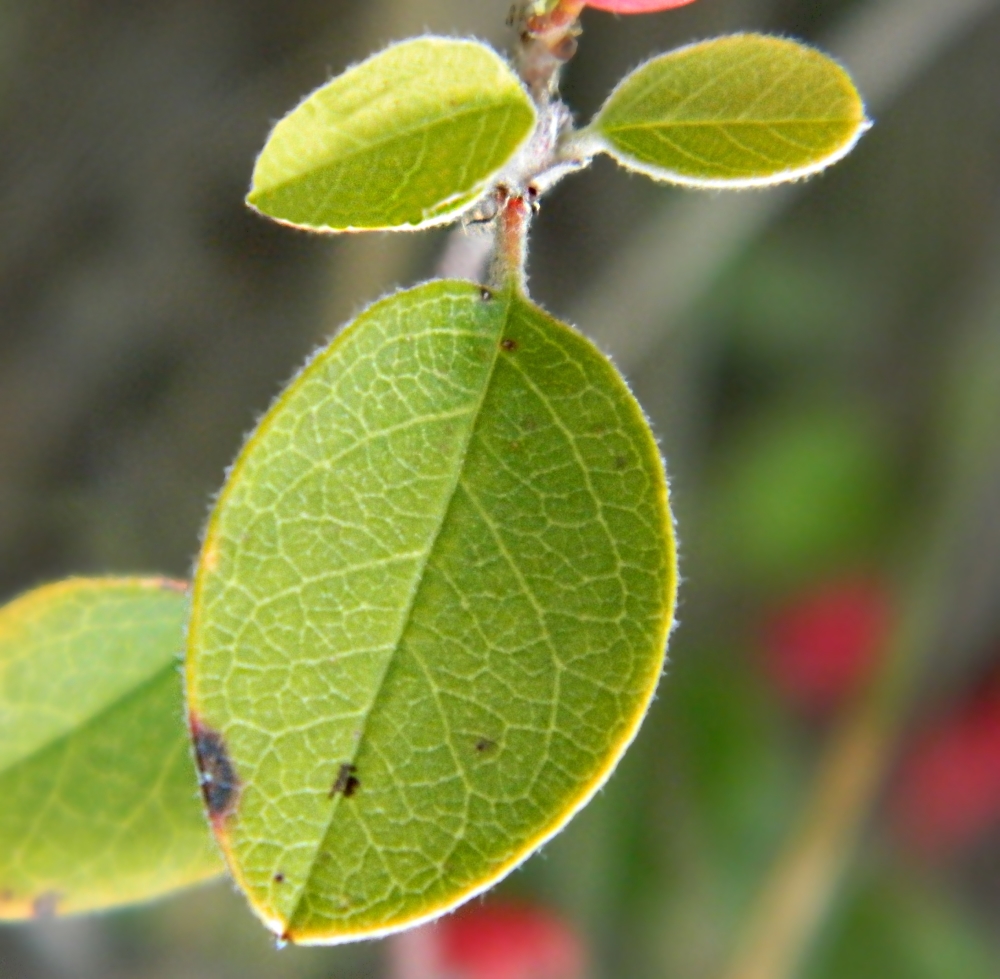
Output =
[
  {"x1": 500, "y1": 338, "x2": 518, "y2": 352},
  {"x1": 273, "y1": 872, "x2": 285, "y2": 884},
  {"x1": 614, "y1": 454, "x2": 628, "y2": 471},
  {"x1": 32, "y1": 892, "x2": 60, "y2": 919},
  {"x1": 475, "y1": 738, "x2": 497, "y2": 754},
  {"x1": 479, "y1": 286, "x2": 493, "y2": 301},
  {"x1": 329, "y1": 763, "x2": 360, "y2": 798},
  {"x1": 189, "y1": 716, "x2": 240, "y2": 821}
]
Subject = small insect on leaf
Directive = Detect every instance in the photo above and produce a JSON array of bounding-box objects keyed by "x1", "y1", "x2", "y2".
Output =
[
  {"x1": 590, "y1": 34, "x2": 869, "y2": 188},
  {"x1": 328, "y1": 764, "x2": 360, "y2": 799}
]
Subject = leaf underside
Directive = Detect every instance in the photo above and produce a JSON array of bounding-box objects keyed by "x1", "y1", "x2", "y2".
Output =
[
  {"x1": 187, "y1": 281, "x2": 676, "y2": 944},
  {"x1": 593, "y1": 34, "x2": 868, "y2": 187},
  {"x1": 0, "y1": 579, "x2": 222, "y2": 920},
  {"x1": 247, "y1": 37, "x2": 537, "y2": 232}
]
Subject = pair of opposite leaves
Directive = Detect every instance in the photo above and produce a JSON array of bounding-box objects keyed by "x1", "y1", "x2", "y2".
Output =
[{"x1": 0, "y1": 33, "x2": 865, "y2": 942}]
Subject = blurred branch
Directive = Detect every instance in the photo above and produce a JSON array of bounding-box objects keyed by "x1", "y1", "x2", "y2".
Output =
[
  {"x1": 717, "y1": 207, "x2": 1000, "y2": 979},
  {"x1": 570, "y1": 0, "x2": 1000, "y2": 371}
]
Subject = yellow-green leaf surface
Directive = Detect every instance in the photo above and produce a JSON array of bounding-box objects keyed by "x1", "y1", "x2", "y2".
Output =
[
  {"x1": 247, "y1": 38, "x2": 536, "y2": 232},
  {"x1": 187, "y1": 281, "x2": 676, "y2": 944},
  {"x1": 0, "y1": 578, "x2": 222, "y2": 920},
  {"x1": 591, "y1": 34, "x2": 868, "y2": 188}
]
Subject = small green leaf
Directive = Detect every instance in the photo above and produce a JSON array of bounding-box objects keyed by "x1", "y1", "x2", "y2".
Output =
[
  {"x1": 247, "y1": 38, "x2": 537, "y2": 232},
  {"x1": 590, "y1": 34, "x2": 868, "y2": 188},
  {"x1": 0, "y1": 578, "x2": 222, "y2": 920},
  {"x1": 187, "y1": 281, "x2": 676, "y2": 943}
]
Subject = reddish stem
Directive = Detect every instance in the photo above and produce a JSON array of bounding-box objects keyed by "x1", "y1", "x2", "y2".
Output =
[{"x1": 489, "y1": 187, "x2": 531, "y2": 292}]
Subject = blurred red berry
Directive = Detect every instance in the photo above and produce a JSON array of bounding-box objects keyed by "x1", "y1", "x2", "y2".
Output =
[
  {"x1": 890, "y1": 675, "x2": 1000, "y2": 859},
  {"x1": 586, "y1": 0, "x2": 697, "y2": 10},
  {"x1": 388, "y1": 901, "x2": 586, "y2": 979},
  {"x1": 762, "y1": 577, "x2": 891, "y2": 715}
]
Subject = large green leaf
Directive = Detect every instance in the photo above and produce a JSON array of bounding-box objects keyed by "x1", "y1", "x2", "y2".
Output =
[
  {"x1": 247, "y1": 38, "x2": 537, "y2": 232},
  {"x1": 187, "y1": 280, "x2": 676, "y2": 943},
  {"x1": 589, "y1": 34, "x2": 868, "y2": 188},
  {"x1": 0, "y1": 578, "x2": 222, "y2": 919}
]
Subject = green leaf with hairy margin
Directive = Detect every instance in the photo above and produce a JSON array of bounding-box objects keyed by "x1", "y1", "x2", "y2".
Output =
[
  {"x1": 589, "y1": 34, "x2": 868, "y2": 188},
  {"x1": 0, "y1": 578, "x2": 222, "y2": 919},
  {"x1": 187, "y1": 280, "x2": 676, "y2": 944},
  {"x1": 247, "y1": 38, "x2": 537, "y2": 232}
]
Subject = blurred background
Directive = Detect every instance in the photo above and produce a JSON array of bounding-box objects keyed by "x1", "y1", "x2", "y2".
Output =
[{"x1": 2, "y1": 0, "x2": 1000, "y2": 976}]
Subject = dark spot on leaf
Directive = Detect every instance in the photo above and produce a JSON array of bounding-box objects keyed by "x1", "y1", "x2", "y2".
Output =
[
  {"x1": 501, "y1": 338, "x2": 518, "y2": 352},
  {"x1": 614, "y1": 454, "x2": 628, "y2": 470},
  {"x1": 329, "y1": 763, "x2": 360, "y2": 798},
  {"x1": 32, "y1": 892, "x2": 59, "y2": 919},
  {"x1": 479, "y1": 286, "x2": 493, "y2": 301},
  {"x1": 273, "y1": 872, "x2": 285, "y2": 884},
  {"x1": 475, "y1": 738, "x2": 497, "y2": 754},
  {"x1": 190, "y1": 717, "x2": 240, "y2": 820},
  {"x1": 523, "y1": 416, "x2": 538, "y2": 431}
]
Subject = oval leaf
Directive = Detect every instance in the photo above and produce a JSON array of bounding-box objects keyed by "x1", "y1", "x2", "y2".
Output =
[
  {"x1": 0, "y1": 578, "x2": 222, "y2": 920},
  {"x1": 187, "y1": 281, "x2": 676, "y2": 943},
  {"x1": 247, "y1": 38, "x2": 537, "y2": 232},
  {"x1": 590, "y1": 34, "x2": 868, "y2": 188}
]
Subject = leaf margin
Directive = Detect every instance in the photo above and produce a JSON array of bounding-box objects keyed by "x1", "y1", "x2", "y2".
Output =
[
  {"x1": 245, "y1": 36, "x2": 539, "y2": 234},
  {"x1": 0, "y1": 576, "x2": 224, "y2": 920},
  {"x1": 186, "y1": 280, "x2": 678, "y2": 944},
  {"x1": 584, "y1": 32, "x2": 871, "y2": 190}
]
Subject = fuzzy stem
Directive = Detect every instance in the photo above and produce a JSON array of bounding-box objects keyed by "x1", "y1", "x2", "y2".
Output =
[{"x1": 488, "y1": 189, "x2": 532, "y2": 294}]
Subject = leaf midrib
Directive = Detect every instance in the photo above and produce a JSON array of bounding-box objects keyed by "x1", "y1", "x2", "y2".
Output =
[
  {"x1": 603, "y1": 117, "x2": 860, "y2": 133},
  {"x1": 0, "y1": 628, "x2": 181, "y2": 775},
  {"x1": 0, "y1": 660, "x2": 179, "y2": 787},
  {"x1": 284, "y1": 285, "x2": 511, "y2": 936},
  {"x1": 253, "y1": 97, "x2": 531, "y2": 201}
]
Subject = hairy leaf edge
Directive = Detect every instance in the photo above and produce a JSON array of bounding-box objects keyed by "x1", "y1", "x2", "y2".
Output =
[
  {"x1": 186, "y1": 281, "x2": 678, "y2": 944},
  {"x1": 583, "y1": 33, "x2": 871, "y2": 190},
  {"x1": 245, "y1": 36, "x2": 538, "y2": 234}
]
